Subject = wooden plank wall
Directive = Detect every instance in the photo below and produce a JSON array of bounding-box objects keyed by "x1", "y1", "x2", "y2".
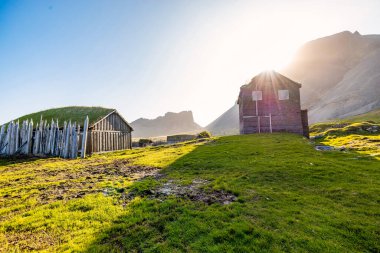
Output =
[{"x1": 88, "y1": 112, "x2": 132, "y2": 153}]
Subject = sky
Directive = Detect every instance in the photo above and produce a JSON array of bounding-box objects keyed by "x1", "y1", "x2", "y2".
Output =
[{"x1": 1, "y1": 0, "x2": 380, "y2": 126}]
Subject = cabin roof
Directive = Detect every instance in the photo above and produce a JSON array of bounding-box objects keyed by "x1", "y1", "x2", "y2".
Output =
[{"x1": 241, "y1": 70, "x2": 302, "y2": 90}]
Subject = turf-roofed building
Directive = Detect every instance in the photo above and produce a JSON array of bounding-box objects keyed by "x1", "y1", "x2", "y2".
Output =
[{"x1": 13, "y1": 106, "x2": 133, "y2": 154}]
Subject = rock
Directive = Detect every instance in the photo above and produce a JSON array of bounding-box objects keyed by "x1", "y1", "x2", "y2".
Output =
[{"x1": 315, "y1": 145, "x2": 335, "y2": 151}]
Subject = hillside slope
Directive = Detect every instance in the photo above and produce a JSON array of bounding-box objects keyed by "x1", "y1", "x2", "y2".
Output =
[
  {"x1": 1, "y1": 134, "x2": 379, "y2": 252},
  {"x1": 341, "y1": 108, "x2": 380, "y2": 123},
  {"x1": 309, "y1": 109, "x2": 380, "y2": 158},
  {"x1": 130, "y1": 111, "x2": 203, "y2": 138},
  {"x1": 284, "y1": 31, "x2": 380, "y2": 123},
  {"x1": 206, "y1": 104, "x2": 239, "y2": 135}
]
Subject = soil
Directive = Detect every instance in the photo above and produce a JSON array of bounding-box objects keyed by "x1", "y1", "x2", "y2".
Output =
[
  {"x1": 125, "y1": 178, "x2": 237, "y2": 205},
  {"x1": 36, "y1": 160, "x2": 160, "y2": 204}
]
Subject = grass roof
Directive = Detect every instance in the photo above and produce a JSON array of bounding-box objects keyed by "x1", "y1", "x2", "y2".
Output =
[{"x1": 8, "y1": 106, "x2": 114, "y2": 127}]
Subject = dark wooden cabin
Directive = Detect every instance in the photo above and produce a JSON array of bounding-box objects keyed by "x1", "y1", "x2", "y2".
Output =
[
  {"x1": 238, "y1": 71, "x2": 309, "y2": 137},
  {"x1": 87, "y1": 110, "x2": 133, "y2": 154}
]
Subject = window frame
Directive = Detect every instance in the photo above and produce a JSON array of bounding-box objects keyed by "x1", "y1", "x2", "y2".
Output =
[
  {"x1": 252, "y1": 90, "x2": 263, "y2": 101},
  {"x1": 278, "y1": 89, "x2": 289, "y2": 100}
]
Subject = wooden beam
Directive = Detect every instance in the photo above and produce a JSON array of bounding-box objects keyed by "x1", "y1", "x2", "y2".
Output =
[{"x1": 81, "y1": 116, "x2": 89, "y2": 158}]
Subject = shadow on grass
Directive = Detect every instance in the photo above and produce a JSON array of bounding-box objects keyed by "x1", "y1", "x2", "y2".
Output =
[
  {"x1": 0, "y1": 156, "x2": 46, "y2": 166},
  {"x1": 81, "y1": 134, "x2": 380, "y2": 252}
]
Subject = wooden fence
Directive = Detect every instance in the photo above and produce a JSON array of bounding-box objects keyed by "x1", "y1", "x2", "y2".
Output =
[{"x1": 0, "y1": 116, "x2": 89, "y2": 159}]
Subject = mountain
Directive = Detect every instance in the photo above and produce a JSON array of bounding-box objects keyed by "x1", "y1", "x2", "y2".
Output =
[
  {"x1": 206, "y1": 104, "x2": 239, "y2": 136},
  {"x1": 130, "y1": 111, "x2": 203, "y2": 138},
  {"x1": 284, "y1": 31, "x2": 380, "y2": 123},
  {"x1": 207, "y1": 31, "x2": 380, "y2": 134}
]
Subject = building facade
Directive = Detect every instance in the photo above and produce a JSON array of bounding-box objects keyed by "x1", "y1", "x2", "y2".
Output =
[
  {"x1": 238, "y1": 71, "x2": 309, "y2": 137},
  {"x1": 87, "y1": 110, "x2": 133, "y2": 153}
]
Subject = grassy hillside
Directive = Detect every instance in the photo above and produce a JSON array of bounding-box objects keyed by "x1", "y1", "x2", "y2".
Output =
[
  {"x1": 340, "y1": 108, "x2": 380, "y2": 123},
  {"x1": 310, "y1": 110, "x2": 380, "y2": 159},
  {"x1": 1, "y1": 134, "x2": 379, "y2": 252},
  {"x1": 7, "y1": 106, "x2": 114, "y2": 127}
]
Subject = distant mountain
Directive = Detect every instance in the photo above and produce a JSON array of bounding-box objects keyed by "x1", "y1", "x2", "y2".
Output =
[
  {"x1": 206, "y1": 104, "x2": 239, "y2": 136},
  {"x1": 284, "y1": 31, "x2": 380, "y2": 123},
  {"x1": 207, "y1": 31, "x2": 380, "y2": 134},
  {"x1": 130, "y1": 111, "x2": 203, "y2": 138}
]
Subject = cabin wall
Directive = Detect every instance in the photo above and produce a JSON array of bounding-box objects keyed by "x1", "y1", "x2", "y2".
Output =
[
  {"x1": 239, "y1": 85, "x2": 304, "y2": 135},
  {"x1": 87, "y1": 112, "x2": 132, "y2": 153}
]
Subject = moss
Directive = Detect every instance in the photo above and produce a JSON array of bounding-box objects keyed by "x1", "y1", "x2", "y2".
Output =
[
  {"x1": 310, "y1": 120, "x2": 380, "y2": 159},
  {"x1": 4, "y1": 106, "x2": 114, "y2": 128}
]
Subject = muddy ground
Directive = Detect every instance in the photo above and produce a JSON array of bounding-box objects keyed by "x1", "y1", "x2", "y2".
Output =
[{"x1": 124, "y1": 177, "x2": 237, "y2": 205}]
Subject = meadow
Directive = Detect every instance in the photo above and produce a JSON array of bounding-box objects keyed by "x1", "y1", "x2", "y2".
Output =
[{"x1": 0, "y1": 133, "x2": 379, "y2": 252}]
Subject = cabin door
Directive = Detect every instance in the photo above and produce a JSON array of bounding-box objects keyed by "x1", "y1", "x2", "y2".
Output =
[
  {"x1": 257, "y1": 116, "x2": 272, "y2": 133},
  {"x1": 259, "y1": 117, "x2": 270, "y2": 133}
]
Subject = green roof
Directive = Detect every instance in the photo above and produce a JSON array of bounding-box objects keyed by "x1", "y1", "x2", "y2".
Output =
[{"x1": 8, "y1": 106, "x2": 115, "y2": 127}]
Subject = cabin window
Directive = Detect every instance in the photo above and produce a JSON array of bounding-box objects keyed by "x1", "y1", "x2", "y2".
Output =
[
  {"x1": 252, "y1": 91, "x2": 262, "y2": 101},
  {"x1": 278, "y1": 90, "x2": 289, "y2": 100}
]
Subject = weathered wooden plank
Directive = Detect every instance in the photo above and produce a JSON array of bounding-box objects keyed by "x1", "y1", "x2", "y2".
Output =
[
  {"x1": 26, "y1": 120, "x2": 33, "y2": 155},
  {"x1": 60, "y1": 121, "x2": 66, "y2": 157},
  {"x1": 70, "y1": 123, "x2": 77, "y2": 158},
  {"x1": 14, "y1": 121, "x2": 20, "y2": 154},
  {"x1": 0, "y1": 124, "x2": 5, "y2": 154},
  {"x1": 101, "y1": 132, "x2": 104, "y2": 152},
  {"x1": 33, "y1": 123, "x2": 38, "y2": 155},
  {"x1": 81, "y1": 116, "x2": 89, "y2": 158},
  {"x1": 64, "y1": 121, "x2": 71, "y2": 158}
]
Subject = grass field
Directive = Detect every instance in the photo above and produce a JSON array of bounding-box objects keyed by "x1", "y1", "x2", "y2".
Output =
[{"x1": 1, "y1": 134, "x2": 379, "y2": 252}]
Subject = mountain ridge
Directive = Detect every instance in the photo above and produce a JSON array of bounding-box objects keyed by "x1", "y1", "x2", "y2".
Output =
[{"x1": 130, "y1": 111, "x2": 203, "y2": 138}]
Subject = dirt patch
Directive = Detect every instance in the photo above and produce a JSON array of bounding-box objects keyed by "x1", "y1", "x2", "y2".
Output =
[
  {"x1": 125, "y1": 178, "x2": 237, "y2": 205},
  {"x1": 4, "y1": 230, "x2": 58, "y2": 252},
  {"x1": 36, "y1": 160, "x2": 160, "y2": 204}
]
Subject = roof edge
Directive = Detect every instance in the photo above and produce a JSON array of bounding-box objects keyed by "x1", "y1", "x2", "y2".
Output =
[{"x1": 89, "y1": 109, "x2": 134, "y2": 131}]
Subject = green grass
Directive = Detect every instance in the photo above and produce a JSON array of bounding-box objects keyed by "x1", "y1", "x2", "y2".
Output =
[
  {"x1": 1, "y1": 134, "x2": 379, "y2": 252},
  {"x1": 310, "y1": 108, "x2": 380, "y2": 159},
  {"x1": 340, "y1": 109, "x2": 380, "y2": 123},
  {"x1": 5, "y1": 106, "x2": 114, "y2": 127}
]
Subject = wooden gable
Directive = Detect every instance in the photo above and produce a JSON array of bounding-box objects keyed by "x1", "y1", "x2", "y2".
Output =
[{"x1": 90, "y1": 110, "x2": 133, "y2": 132}]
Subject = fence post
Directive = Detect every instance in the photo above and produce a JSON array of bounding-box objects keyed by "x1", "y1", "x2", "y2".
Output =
[
  {"x1": 64, "y1": 121, "x2": 71, "y2": 158},
  {"x1": 7, "y1": 122, "x2": 14, "y2": 155},
  {"x1": 0, "y1": 125, "x2": 5, "y2": 154},
  {"x1": 70, "y1": 122, "x2": 77, "y2": 159},
  {"x1": 81, "y1": 116, "x2": 89, "y2": 158},
  {"x1": 76, "y1": 124, "x2": 80, "y2": 158},
  {"x1": 26, "y1": 119, "x2": 33, "y2": 155},
  {"x1": 15, "y1": 121, "x2": 19, "y2": 153}
]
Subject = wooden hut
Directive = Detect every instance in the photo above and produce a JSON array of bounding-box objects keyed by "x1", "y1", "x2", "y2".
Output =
[
  {"x1": 238, "y1": 71, "x2": 309, "y2": 137},
  {"x1": 6, "y1": 106, "x2": 133, "y2": 155},
  {"x1": 87, "y1": 110, "x2": 133, "y2": 153}
]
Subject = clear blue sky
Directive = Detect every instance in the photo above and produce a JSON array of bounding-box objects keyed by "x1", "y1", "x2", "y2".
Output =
[{"x1": 1, "y1": 0, "x2": 380, "y2": 126}]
